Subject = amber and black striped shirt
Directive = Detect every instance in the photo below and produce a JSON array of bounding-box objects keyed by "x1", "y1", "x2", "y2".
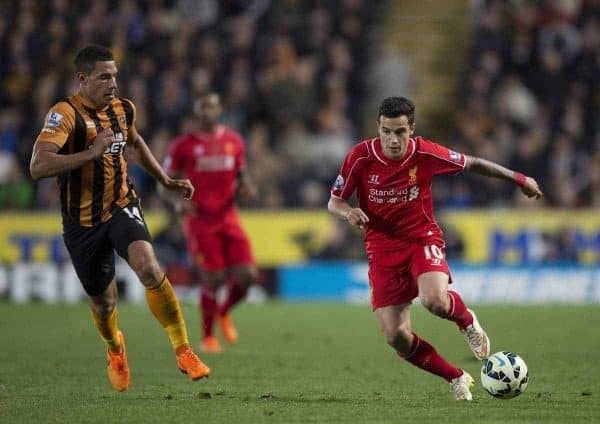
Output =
[{"x1": 36, "y1": 93, "x2": 139, "y2": 227}]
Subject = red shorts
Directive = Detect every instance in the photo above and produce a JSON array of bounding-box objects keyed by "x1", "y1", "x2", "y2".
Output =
[
  {"x1": 367, "y1": 237, "x2": 452, "y2": 310},
  {"x1": 183, "y1": 215, "x2": 255, "y2": 272}
]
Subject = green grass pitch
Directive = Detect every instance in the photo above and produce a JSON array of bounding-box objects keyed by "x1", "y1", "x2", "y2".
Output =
[{"x1": 1, "y1": 302, "x2": 599, "y2": 423}]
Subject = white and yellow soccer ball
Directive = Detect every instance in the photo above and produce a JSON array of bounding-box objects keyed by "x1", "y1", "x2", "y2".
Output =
[{"x1": 481, "y1": 351, "x2": 529, "y2": 399}]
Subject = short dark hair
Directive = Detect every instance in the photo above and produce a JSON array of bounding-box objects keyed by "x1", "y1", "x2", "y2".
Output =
[
  {"x1": 378, "y1": 97, "x2": 415, "y2": 124},
  {"x1": 74, "y1": 45, "x2": 114, "y2": 74}
]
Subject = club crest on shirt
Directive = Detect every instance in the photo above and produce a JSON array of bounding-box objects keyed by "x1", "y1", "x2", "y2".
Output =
[
  {"x1": 449, "y1": 150, "x2": 462, "y2": 162},
  {"x1": 408, "y1": 166, "x2": 417, "y2": 185},
  {"x1": 333, "y1": 174, "x2": 345, "y2": 190},
  {"x1": 368, "y1": 174, "x2": 380, "y2": 185},
  {"x1": 47, "y1": 111, "x2": 64, "y2": 127}
]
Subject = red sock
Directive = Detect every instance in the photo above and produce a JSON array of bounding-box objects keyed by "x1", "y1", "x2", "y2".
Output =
[
  {"x1": 218, "y1": 280, "x2": 247, "y2": 316},
  {"x1": 446, "y1": 290, "x2": 473, "y2": 330},
  {"x1": 398, "y1": 333, "x2": 463, "y2": 382},
  {"x1": 200, "y1": 285, "x2": 217, "y2": 337}
]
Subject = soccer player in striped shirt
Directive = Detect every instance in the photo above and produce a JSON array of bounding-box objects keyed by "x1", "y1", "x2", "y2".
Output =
[{"x1": 30, "y1": 45, "x2": 210, "y2": 391}]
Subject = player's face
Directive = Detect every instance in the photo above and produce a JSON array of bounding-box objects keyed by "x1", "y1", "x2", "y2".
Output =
[
  {"x1": 378, "y1": 115, "x2": 415, "y2": 160},
  {"x1": 195, "y1": 94, "x2": 222, "y2": 127},
  {"x1": 78, "y1": 61, "x2": 118, "y2": 107}
]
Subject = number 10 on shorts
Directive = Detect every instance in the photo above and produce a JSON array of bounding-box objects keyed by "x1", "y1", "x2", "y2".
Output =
[{"x1": 423, "y1": 244, "x2": 444, "y2": 265}]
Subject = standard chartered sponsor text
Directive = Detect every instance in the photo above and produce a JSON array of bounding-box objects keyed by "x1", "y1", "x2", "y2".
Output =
[{"x1": 368, "y1": 186, "x2": 419, "y2": 204}]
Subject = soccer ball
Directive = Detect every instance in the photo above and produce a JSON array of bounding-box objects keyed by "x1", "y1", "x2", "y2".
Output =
[{"x1": 480, "y1": 351, "x2": 529, "y2": 399}]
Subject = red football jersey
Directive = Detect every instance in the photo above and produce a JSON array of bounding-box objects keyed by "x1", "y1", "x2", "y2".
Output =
[
  {"x1": 164, "y1": 125, "x2": 245, "y2": 221},
  {"x1": 331, "y1": 136, "x2": 466, "y2": 253}
]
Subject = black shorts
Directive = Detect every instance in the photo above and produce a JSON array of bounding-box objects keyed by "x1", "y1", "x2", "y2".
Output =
[{"x1": 63, "y1": 200, "x2": 152, "y2": 296}]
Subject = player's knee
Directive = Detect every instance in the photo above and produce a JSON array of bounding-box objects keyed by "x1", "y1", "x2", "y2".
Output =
[
  {"x1": 204, "y1": 272, "x2": 226, "y2": 287},
  {"x1": 90, "y1": 298, "x2": 116, "y2": 319},
  {"x1": 421, "y1": 295, "x2": 447, "y2": 317},
  {"x1": 128, "y1": 251, "x2": 163, "y2": 286},
  {"x1": 135, "y1": 262, "x2": 164, "y2": 287},
  {"x1": 237, "y1": 270, "x2": 256, "y2": 288}
]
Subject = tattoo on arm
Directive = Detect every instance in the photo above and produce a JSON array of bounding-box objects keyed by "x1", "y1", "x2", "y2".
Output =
[{"x1": 465, "y1": 155, "x2": 515, "y2": 181}]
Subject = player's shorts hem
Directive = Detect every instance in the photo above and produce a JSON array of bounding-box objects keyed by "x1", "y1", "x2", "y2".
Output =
[
  {"x1": 83, "y1": 273, "x2": 115, "y2": 297},
  {"x1": 228, "y1": 260, "x2": 256, "y2": 268},
  {"x1": 412, "y1": 268, "x2": 452, "y2": 284},
  {"x1": 372, "y1": 298, "x2": 414, "y2": 312}
]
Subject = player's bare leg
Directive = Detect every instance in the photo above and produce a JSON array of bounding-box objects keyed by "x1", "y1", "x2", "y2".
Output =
[
  {"x1": 217, "y1": 264, "x2": 257, "y2": 344},
  {"x1": 418, "y1": 272, "x2": 490, "y2": 360},
  {"x1": 128, "y1": 240, "x2": 210, "y2": 379},
  {"x1": 90, "y1": 279, "x2": 130, "y2": 392},
  {"x1": 375, "y1": 304, "x2": 471, "y2": 400},
  {"x1": 199, "y1": 271, "x2": 225, "y2": 353}
]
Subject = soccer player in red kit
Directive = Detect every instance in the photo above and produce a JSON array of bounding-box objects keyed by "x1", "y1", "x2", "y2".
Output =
[
  {"x1": 164, "y1": 92, "x2": 258, "y2": 353},
  {"x1": 328, "y1": 97, "x2": 543, "y2": 401}
]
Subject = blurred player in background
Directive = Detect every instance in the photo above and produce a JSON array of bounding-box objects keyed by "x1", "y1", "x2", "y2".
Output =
[
  {"x1": 164, "y1": 92, "x2": 258, "y2": 353},
  {"x1": 29, "y1": 45, "x2": 210, "y2": 392},
  {"x1": 328, "y1": 97, "x2": 543, "y2": 401}
]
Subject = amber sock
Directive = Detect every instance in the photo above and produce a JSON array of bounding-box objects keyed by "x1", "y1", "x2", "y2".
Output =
[
  {"x1": 90, "y1": 306, "x2": 121, "y2": 353},
  {"x1": 145, "y1": 275, "x2": 190, "y2": 352}
]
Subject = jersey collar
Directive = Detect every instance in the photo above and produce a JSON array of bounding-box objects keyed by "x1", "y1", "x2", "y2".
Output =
[
  {"x1": 75, "y1": 92, "x2": 110, "y2": 111},
  {"x1": 196, "y1": 124, "x2": 226, "y2": 139},
  {"x1": 371, "y1": 137, "x2": 415, "y2": 167}
]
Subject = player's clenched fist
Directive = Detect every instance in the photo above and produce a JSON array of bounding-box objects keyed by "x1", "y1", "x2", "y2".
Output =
[
  {"x1": 90, "y1": 128, "x2": 114, "y2": 158},
  {"x1": 521, "y1": 177, "x2": 543, "y2": 199},
  {"x1": 163, "y1": 177, "x2": 195, "y2": 200},
  {"x1": 344, "y1": 208, "x2": 369, "y2": 229}
]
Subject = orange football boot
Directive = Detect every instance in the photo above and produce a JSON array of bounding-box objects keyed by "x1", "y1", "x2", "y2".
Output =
[
  {"x1": 177, "y1": 346, "x2": 211, "y2": 380},
  {"x1": 199, "y1": 335, "x2": 222, "y2": 353},
  {"x1": 107, "y1": 331, "x2": 130, "y2": 392},
  {"x1": 218, "y1": 314, "x2": 238, "y2": 344}
]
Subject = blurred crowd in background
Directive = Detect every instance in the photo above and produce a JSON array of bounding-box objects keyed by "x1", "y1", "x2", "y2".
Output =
[
  {"x1": 0, "y1": 0, "x2": 598, "y2": 264},
  {"x1": 0, "y1": 0, "x2": 380, "y2": 211},
  {"x1": 448, "y1": 0, "x2": 599, "y2": 209}
]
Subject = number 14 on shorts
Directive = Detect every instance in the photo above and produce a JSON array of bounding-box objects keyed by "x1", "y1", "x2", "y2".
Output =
[{"x1": 123, "y1": 206, "x2": 144, "y2": 226}]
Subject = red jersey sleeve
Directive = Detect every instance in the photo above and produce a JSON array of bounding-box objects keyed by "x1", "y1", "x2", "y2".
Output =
[
  {"x1": 164, "y1": 138, "x2": 185, "y2": 175},
  {"x1": 418, "y1": 138, "x2": 466, "y2": 176},
  {"x1": 330, "y1": 143, "x2": 368, "y2": 200}
]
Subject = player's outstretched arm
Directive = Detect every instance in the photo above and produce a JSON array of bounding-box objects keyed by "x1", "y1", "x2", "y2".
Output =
[
  {"x1": 131, "y1": 134, "x2": 194, "y2": 200},
  {"x1": 30, "y1": 129, "x2": 115, "y2": 181},
  {"x1": 464, "y1": 155, "x2": 543, "y2": 199},
  {"x1": 328, "y1": 196, "x2": 369, "y2": 229}
]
